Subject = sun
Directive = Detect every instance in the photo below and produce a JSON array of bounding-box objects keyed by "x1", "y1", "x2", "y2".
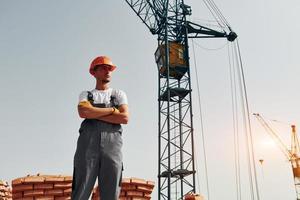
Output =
[{"x1": 261, "y1": 138, "x2": 277, "y2": 148}]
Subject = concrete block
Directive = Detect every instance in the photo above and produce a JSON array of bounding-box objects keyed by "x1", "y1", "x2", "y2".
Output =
[
  {"x1": 136, "y1": 186, "x2": 153, "y2": 193},
  {"x1": 34, "y1": 183, "x2": 54, "y2": 190},
  {"x1": 23, "y1": 189, "x2": 44, "y2": 197},
  {"x1": 54, "y1": 182, "x2": 72, "y2": 189},
  {"x1": 35, "y1": 196, "x2": 55, "y2": 200},
  {"x1": 44, "y1": 189, "x2": 64, "y2": 196},
  {"x1": 54, "y1": 197, "x2": 71, "y2": 200},
  {"x1": 63, "y1": 188, "x2": 72, "y2": 195},
  {"x1": 24, "y1": 176, "x2": 45, "y2": 183},
  {"x1": 12, "y1": 178, "x2": 24, "y2": 186},
  {"x1": 126, "y1": 191, "x2": 144, "y2": 197},
  {"x1": 12, "y1": 192, "x2": 22, "y2": 198},
  {"x1": 130, "y1": 178, "x2": 147, "y2": 186},
  {"x1": 13, "y1": 184, "x2": 33, "y2": 192},
  {"x1": 45, "y1": 177, "x2": 65, "y2": 183}
]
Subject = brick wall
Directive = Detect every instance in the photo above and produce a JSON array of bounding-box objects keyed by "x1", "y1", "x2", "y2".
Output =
[
  {"x1": 11, "y1": 174, "x2": 72, "y2": 200},
  {"x1": 92, "y1": 177, "x2": 155, "y2": 200},
  {"x1": 0, "y1": 180, "x2": 12, "y2": 200}
]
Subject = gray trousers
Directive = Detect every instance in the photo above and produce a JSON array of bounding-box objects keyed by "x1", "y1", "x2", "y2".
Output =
[{"x1": 71, "y1": 119, "x2": 123, "y2": 200}]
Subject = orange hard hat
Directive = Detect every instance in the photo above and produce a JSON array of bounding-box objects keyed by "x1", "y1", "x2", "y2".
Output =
[{"x1": 89, "y1": 56, "x2": 116, "y2": 75}]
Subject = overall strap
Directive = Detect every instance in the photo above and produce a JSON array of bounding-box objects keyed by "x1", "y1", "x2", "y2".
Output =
[
  {"x1": 110, "y1": 89, "x2": 118, "y2": 108},
  {"x1": 87, "y1": 91, "x2": 94, "y2": 103}
]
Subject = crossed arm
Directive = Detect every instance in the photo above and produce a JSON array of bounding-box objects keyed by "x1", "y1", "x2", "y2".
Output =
[{"x1": 78, "y1": 101, "x2": 129, "y2": 124}]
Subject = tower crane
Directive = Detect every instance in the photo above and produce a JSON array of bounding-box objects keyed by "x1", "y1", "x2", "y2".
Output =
[
  {"x1": 125, "y1": 0, "x2": 237, "y2": 199},
  {"x1": 253, "y1": 113, "x2": 300, "y2": 200}
]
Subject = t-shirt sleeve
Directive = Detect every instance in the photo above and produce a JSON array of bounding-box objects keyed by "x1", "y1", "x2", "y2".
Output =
[
  {"x1": 116, "y1": 90, "x2": 128, "y2": 105},
  {"x1": 78, "y1": 91, "x2": 88, "y2": 103}
]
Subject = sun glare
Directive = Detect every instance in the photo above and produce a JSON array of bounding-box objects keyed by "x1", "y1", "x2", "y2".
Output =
[{"x1": 261, "y1": 139, "x2": 277, "y2": 148}]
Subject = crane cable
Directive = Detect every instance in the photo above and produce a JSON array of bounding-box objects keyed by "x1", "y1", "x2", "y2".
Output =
[
  {"x1": 191, "y1": 38, "x2": 211, "y2": 200},
  {"x1": 233, "y1": 39, "x2": 261, "y2": 200},
  {"x1": 254, "y1": 114, "x2": 291, "y2": 160},
  {"x1": 260, "y1": 114, "x2": 290, "y2": 126},
  {"x1": 192, "y1": 1, "x2": 261, "y2": 199},
  {"x1": 193, "y1": 39, "x2": 228, "y2": 51},
  {"x1": 228, "y1": 40, "x2": 255, "y2": 200},
  {"x1": 232, "y1": 40, "x2": 255, "y2": 200},
  {"x1": 191, "y1": 37, "x2": 261, "y2": 200},
  {"x1": 201, "y1": 0, "x2": 231, "y2": 31},
  {"x1": 201, "y1": 0, "x2": 225, "y2": 31},
  {"x1": 191, "y1": 17, "x2": 227, "y2": 30},
  {"x1": 227, "y1": 41, "x2": 242, "y2": 200}
]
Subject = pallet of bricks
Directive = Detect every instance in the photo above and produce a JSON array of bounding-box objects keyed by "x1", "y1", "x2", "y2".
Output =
[
  {"x1": 92, "y1": 177, "x2": 155, "y2": 200},
  {"x1": 0, "y1": 180, "x2": 12, "y2": 200},
  {"x1": 184, "y1": 193, "x2": 205, "y2": 200},
  {"x1": 11, "y1": 174, "x2": 72, "y2": 200}
]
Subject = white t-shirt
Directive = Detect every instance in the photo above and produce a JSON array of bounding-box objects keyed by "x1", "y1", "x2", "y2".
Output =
[{"x1": 79, "y1": 88, "x2": 128, "y2": 106}]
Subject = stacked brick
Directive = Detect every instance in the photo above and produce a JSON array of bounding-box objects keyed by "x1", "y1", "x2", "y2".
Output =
[
  {"x1": 0, "y1": 180, "x2": 12, "y2": 200},
  {"x1": 11, "y1": 174, "x2": 72, "y2": 200},
  {"x1": 92, "y1": 178, "x2": 155, "y2": 200},
  {"x1": 185, "y1": 193, "x2": 205, "y2": 200}
]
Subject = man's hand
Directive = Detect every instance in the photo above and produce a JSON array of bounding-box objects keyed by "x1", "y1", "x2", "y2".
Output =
[
  {"x1": 112, "y1": 107, "x2": 120, "y2": 115},
  {"x1": 97, "y1": 104, "x2": 129, "y2": 124}
]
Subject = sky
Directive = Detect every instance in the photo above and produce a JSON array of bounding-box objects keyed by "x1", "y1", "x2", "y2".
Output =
[{"x1": 1, "y1": 1, "x2": 300, "y2": 200}]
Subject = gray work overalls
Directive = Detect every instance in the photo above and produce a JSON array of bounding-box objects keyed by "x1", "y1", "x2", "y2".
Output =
[{"x1": 71, "y1": 91, "x2": 123, "y2": 200}]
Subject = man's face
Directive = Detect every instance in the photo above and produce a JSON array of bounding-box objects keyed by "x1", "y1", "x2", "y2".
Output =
[{"x1": 93, "y1": 65, "x2": 114, "y2": 83}]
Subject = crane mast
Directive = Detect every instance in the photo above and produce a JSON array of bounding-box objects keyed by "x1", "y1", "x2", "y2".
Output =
[
  {"x1": 125, "y1": 1, "x2": 236, "y2": 199},
  {"x1": 254, "y1": 113, "x2": 300, "y2": 200}
]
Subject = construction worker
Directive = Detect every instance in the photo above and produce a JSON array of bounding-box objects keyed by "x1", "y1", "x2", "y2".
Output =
[{"x1": 71, "y1": 56, "x2": 129, "y2": 200}]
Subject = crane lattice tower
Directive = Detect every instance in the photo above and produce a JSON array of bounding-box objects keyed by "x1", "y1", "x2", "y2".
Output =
[{"x1": 126, "y1": 1, "x2": 237, "y2": 199}]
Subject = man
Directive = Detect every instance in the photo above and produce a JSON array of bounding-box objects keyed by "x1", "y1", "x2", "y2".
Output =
[{"x1": 71, "y1": 56, "x2": 129, "y2": 200}]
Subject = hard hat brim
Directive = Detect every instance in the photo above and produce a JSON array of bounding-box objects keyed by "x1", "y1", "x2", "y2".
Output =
[{"x1": 89, "y1": 64, "x2": 117, "y2": 75}]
